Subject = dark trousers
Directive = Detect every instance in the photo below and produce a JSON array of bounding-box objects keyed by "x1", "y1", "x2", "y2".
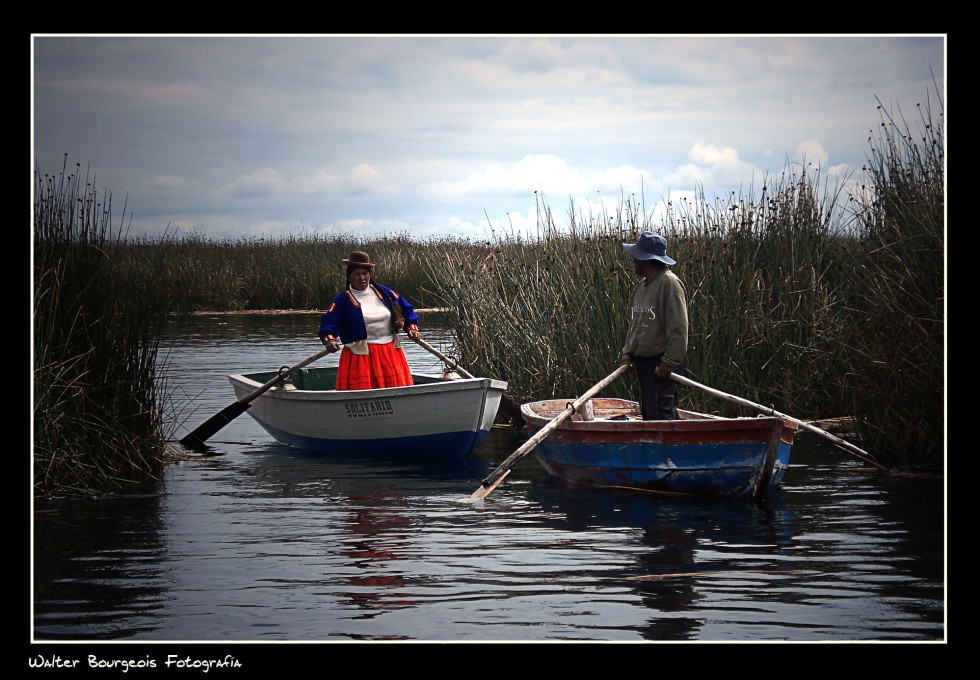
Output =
[{"x1": 633, "y1": 355, "x2": 680, "y2": 420}]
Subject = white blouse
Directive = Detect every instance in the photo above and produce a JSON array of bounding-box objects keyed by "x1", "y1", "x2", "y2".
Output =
[{"x1": 351, "y1": 287, "x2": 394, "y2": 344}]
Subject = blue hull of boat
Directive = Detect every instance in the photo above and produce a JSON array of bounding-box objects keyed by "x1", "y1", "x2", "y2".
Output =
[
  {"x1": 532, "y1": 438, "x2": 793, "y2": 497},
  {"x1": 253, "y1": 419, "x2": 492, "y2": 457},
  {"x1": 523, "y1": 398, "x2": 797, "y2": 499}
]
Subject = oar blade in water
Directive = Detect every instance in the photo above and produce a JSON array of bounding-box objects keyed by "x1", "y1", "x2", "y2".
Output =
[
  {"x1": 462, "y1": 470, "x2": 511, "y2": 503},
  {"x1": 179, "y1": 401, "x2": 252, "y2": 450},
  {"x1": 178, "y1": 346, "x2": 332, "y2": 452}
]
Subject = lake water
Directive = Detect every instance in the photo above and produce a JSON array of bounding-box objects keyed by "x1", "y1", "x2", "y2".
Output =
[{"x1": 31, "y1": 313, "x2": 946, "y2": 659}]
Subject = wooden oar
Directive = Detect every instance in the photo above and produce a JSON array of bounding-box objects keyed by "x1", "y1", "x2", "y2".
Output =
[
  {"x1": 412, "y1": 337, "x2": 475, "y2": 379},
  {"x1": 670, "y1": 373, "x2": 887, "y2": 472},
  {"x1": 179, "y1": 346, "x2": 332, "y2": 451},
  {"x1": 462, "y1": 364, "x2": 631, "y2": 503},
  {"x1": 412, "y1": 337, "x2": 525, "y2": 424}
]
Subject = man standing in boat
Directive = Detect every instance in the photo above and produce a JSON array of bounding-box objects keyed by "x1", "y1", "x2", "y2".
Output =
[{"x1": 619, "y1": 232, "x2": 689, "y2": 420}]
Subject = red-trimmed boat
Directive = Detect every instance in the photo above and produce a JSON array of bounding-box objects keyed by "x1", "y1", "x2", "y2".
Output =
[{"x1": 522, "y1": 397, "x2": 797, "y2": 500}]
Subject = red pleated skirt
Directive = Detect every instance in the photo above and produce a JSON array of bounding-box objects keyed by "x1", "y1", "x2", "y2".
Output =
[{"x1": 336, "y1": 342, "x2": 414, "y2": 390}]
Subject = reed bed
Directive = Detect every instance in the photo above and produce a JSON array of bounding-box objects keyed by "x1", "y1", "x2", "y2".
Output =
[
  {"x1": 415, "y1": 173, "x2": 856, "y2": 420},
  {"x1": 118, "y1": 231, "x2": 445, "y2": 313},
  {"x1": 415, "y1": 212, "x2": 635, "y2": 403},
  {"x1": 839, "y1": 93, "x2": 945, "y2": 468},
  {"x1": 33, "y1": 156, "x2": 171, "y2": 496},
  {"x1": 412, "y1": 89, "x2": 943, "y2": 470},
  {"x1": 34, "y1": 91, "x2": 943, "y2": 482},
  {"x1": 670, "y1": 171, "x2": 857, "y2": 418}
]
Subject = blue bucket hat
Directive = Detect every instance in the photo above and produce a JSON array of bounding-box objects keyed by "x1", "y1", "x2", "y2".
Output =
[{"x1": 623, "y1": 231, "x2": 676, "y2": 265}]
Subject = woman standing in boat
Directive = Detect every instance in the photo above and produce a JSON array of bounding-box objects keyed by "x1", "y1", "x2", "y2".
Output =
[{"x1": 318, "y1": 251, "x2": 422, "y2": 390}]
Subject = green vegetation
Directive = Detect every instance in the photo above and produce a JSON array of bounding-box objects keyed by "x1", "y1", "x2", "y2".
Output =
[
  {"x1": 33, "y1": 92, "x2": 944, "y2": 495},
  {"x1": 33, "y1": 156, "x2": 171, "y2": 496},
  {"x1": 423, "y1": 175, "x2": 857, "y2": 419},
  {"x1": 841, "y1": 97, "x2": 945, "y2": 468},
  {"x1": 120, "y1": 231, "x2": 446, "y2": 313},
  {"x1": 421, "y1": 93, "x2": 944, "y2": 472}
]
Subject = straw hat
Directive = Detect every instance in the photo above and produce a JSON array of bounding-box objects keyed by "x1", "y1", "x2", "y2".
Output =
[{"x1": 342, "y1": 251, "x2": 375, "y2": 268}]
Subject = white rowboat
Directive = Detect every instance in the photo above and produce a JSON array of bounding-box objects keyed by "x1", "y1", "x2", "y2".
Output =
[{"x1": 228, "y1": 366, "x2": 508, "y2": 457}]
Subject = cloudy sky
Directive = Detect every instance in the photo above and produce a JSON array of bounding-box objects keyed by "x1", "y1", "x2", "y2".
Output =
[{"x1": 31, "y1": 34, "x2": 946, "y2": 242}]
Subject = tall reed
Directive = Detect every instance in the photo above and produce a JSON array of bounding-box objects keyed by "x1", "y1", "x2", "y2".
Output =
[
  {"x1": 414, "y1": 137, "x2": 943, "y2": 469},
  {"x1": 34, "y1": 93, "x2": 943, "y2": 475},
  {"x1": 416, "y1": 203, "x2": 639, "y2": 403},
  {"x1": 841, "y1": 89, "x2": 945, "y2": 468},
  {"x1": 416, "y1": 171, "x2": 854, "y2": 419},
  {"x1": 120, "y1": 231, "x2": 444, "y2": 313},
  {"x1": 671, "y1": 169, "x2": 856, "y2": 417},
  {"x1": 33, "y1": 156, "x2": 170, "y2": 496}
]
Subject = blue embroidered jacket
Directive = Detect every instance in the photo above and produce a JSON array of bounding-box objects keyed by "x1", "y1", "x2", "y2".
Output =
[{"x1": 318, "y1": 283, "x2": 420, "y2": 345}]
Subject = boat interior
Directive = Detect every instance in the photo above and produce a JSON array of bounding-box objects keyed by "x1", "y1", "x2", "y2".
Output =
[{"x1": 246, "y1": 366, "x2": 454, "y2": 391}]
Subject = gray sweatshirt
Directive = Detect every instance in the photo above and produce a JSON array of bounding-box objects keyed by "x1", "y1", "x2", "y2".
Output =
[{"x1": 621, "y1": 269, "x2": 689, "y2": 368}]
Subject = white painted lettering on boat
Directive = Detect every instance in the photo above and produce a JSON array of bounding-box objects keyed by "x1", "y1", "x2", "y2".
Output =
[{"x1": 344, "y1": 399, "x2": 394, "y2": 418}]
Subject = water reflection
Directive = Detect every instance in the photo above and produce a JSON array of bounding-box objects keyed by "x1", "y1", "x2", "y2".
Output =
[
  {"x1": 31, "y1": 314, "x2": 944, "y2": 643},
  {"x1": 340, "y1": 494, "x2": 415, "y2": 619},
  {"x1": 528, "y1": 479, "x2": 802, "y2": 641},
  {"x1": 33, "y1": 489, "x2": 168, "y2": 640},
  {"x1": 233, "y1": 441, "x2": 493, "y2": 497}
]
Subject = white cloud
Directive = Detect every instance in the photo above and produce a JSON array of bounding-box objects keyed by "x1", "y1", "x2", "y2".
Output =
[
  {"x1": 222, "y1": 168, "x2": 290, "y2": 198},
  {"x1": 32, "y1": 35, "x2": 945, "y2": 242},
  {"x1": 142, "y1": 174, "x2": 197, "y2": 194},
  {"x1": 688, "y1": 142, "x2": 741, "y2": 166},
  {"x1": 796, "y1": 139, "x2": 830, "y2": 168},
  {"x1": 826, "y1": 163, "x2": 853, "y2": 179},
  {"x1": 419, "y1": 155, "x2": 653, "y2": 205},
  {"x1": 417, "y1": 155, "x2": 562, "y2": 202},
  {"x1": 292, "y1": 170, "x2": 347, "y2": 195}
]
